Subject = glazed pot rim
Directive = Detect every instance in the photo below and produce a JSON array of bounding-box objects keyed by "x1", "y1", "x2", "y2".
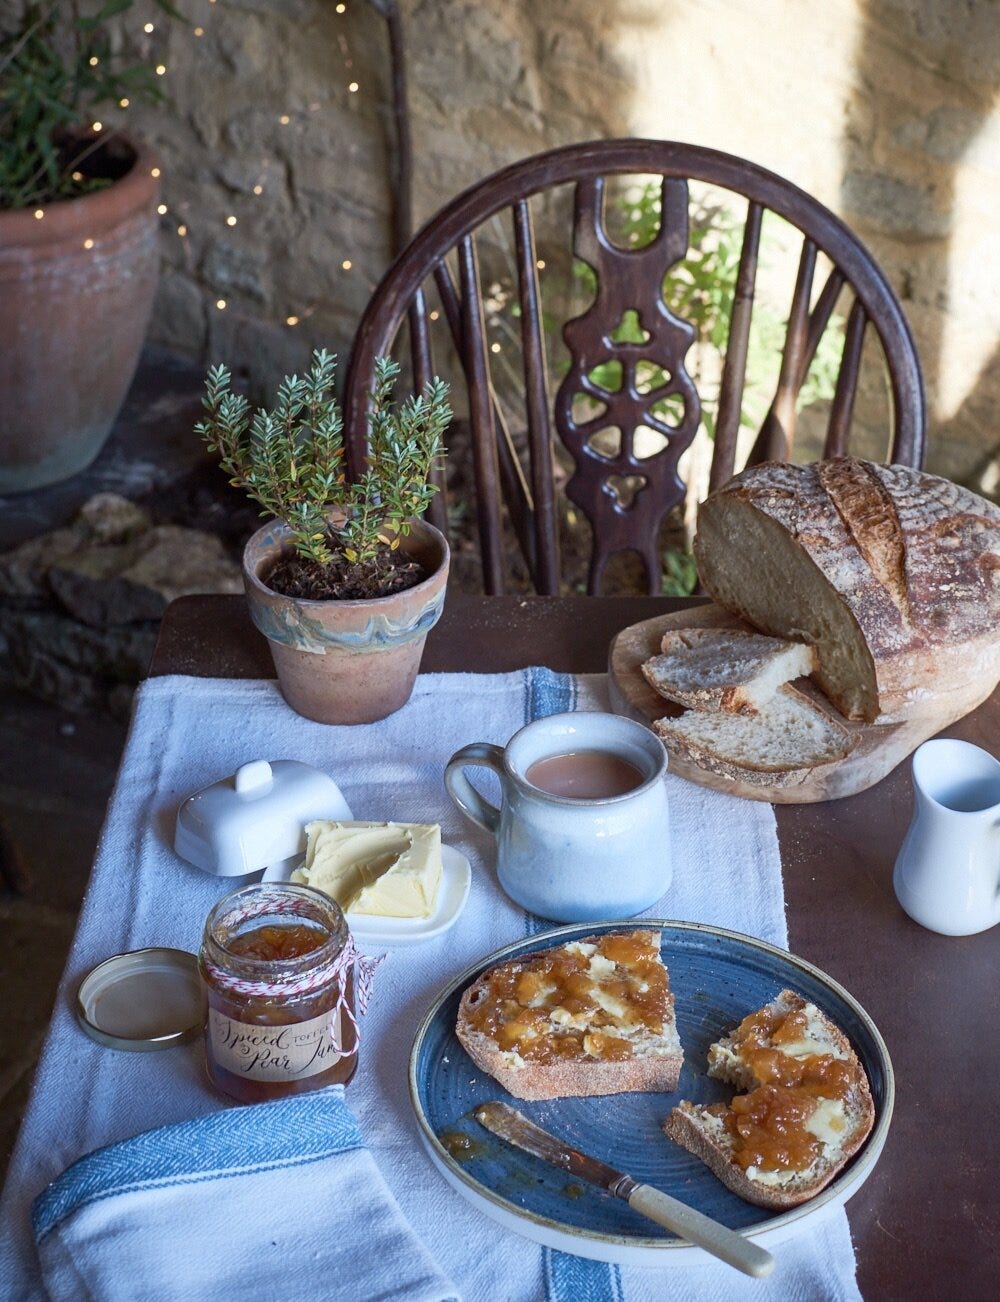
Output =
[
  {"x1": 0, "y1": 131, "x2": 161, "y2": 244},
  {"x1": 242, "y1": 515, "x2": 450, "y2": 609}
]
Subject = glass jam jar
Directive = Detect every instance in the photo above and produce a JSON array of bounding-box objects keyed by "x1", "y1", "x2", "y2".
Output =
[{"x1": 199, "y1": 883, "x2": 364, "y2": 1103}]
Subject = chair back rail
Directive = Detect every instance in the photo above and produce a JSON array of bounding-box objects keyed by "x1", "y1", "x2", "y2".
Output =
[{"x1": 345, "y1": 139, "x2": 925, "y2": 595}]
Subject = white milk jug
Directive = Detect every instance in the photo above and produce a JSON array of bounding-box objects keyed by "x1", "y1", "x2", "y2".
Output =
[{"x1": 893, "y1": 739, "x2": 1000, "y2": 936}]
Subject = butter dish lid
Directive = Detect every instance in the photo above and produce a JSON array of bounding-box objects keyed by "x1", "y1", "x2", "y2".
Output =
[
  {"x1": 174, "y1": 759, "x2": 353, "y2": 877},
  {"x1": 77, "y1": 948, "x2": 205, "y2": 1052}
]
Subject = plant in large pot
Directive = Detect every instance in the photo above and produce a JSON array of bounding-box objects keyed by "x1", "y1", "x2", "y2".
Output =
[
  {"x1": 0, "y1": 1, "x2": 175, "y2": 493},
  {"x1": 197, "y1": 348, "x2": 452, "y2": 725}
]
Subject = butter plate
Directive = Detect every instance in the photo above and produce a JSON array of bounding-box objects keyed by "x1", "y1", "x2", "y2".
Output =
[{"x1": 262, "y1": 844, "x2": 472, "y2": 947}]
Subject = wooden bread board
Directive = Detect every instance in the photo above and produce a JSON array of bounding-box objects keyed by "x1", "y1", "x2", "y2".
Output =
[{"x1": 608, "y1": 603, "x2": 999, "y2": 804}]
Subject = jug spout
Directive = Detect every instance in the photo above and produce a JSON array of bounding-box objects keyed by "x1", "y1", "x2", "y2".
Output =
[{"x1": 895, "y1": 739, "x2": 1000, "y2": 937}]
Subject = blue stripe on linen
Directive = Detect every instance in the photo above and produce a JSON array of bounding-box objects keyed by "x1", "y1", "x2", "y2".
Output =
[
  {"x1": 33, "y1": 1084, "x2": 361, "y2": 1241},
  {"x1": 545, "y1": 1250, "x2": 624, "y2": 1302},
  {"x1": 524, "y1": 670, "x2": 619, "y2": 1302}
]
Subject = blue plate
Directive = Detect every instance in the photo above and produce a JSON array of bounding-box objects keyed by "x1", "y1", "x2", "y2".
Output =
[{"x1": 408, "y1": 919, "x2": 893, "y2": 1266}]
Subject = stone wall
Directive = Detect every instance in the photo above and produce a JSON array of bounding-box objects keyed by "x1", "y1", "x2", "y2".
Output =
[{"x1": 111, "y1": 0, "x2": 998, "y2": 488}]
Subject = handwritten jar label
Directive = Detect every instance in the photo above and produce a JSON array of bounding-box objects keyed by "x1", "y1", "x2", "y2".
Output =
[{"x1": 207, "y1": 1006, "x2": 348, "y2": 1082}]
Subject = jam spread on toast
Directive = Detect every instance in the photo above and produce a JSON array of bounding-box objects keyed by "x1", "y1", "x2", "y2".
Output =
[
  {"x1": 709, "y1": 1005, "x2": 862, "y2": 1174},
  {"x1": 465, "y1": 930, "x2": 670, "y2": 1064}
]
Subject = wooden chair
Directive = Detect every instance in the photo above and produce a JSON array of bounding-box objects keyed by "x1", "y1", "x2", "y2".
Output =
[{"x1": 344, "y1": 140, "x2": 925, "y2": 595}]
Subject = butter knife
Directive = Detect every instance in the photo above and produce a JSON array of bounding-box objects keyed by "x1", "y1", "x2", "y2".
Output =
[{"x1": 474, "y1": 1102, "x2": 774, "y2": 1278}]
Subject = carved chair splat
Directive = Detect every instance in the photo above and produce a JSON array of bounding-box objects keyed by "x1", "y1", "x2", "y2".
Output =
[{"x1": 344, "y1": 140, "x2": 925, "y2": 596}]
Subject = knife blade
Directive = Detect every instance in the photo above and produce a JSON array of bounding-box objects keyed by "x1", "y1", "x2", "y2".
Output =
[{"x1": 474, "y1": 1102, "x2": 774, "y2": 1279}]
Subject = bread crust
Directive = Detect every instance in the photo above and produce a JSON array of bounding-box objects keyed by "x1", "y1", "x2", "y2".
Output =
[
  {"x1": 455, "y1": 932, "x2": 683, "y2": 1102},
  {"x1": 695, "y1": 458, "x2": 1000, "y2": 721},
  {"x1": 664, "y1": 989, "x2": 876, "y2": 1210}
]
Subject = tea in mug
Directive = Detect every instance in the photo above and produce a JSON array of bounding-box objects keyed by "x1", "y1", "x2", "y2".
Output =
[{"x1": 524, "y1": 750, "x2": 644, "y2": 800}]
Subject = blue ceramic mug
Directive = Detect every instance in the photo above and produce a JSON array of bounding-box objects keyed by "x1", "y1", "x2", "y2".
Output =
[{"x1": 444, "y1": 711, "x2": 671, "y2": 923}]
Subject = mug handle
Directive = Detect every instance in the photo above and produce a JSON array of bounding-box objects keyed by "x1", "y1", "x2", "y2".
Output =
[{"x1": 444, "y1": 743, "x2": 506, "y2": 836}]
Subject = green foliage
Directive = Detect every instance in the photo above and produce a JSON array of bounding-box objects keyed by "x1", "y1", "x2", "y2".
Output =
[
  {"x1": 660, "y1": 546, "x2": 698, "y2": 597},
  {"x1": 0, "y1": 1, "x2": 180, "y2": 210},
  {"x1": 196, "y1": 350, "x2": 451, "y2": 569}
]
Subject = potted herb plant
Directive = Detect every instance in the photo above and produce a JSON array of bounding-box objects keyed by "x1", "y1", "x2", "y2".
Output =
[
  {"x1": 0, "y1": 2, "x2": 175, "y2": 492},
  {"x1": 197, "y1": 348, "x2": 452, "y2": 725}
]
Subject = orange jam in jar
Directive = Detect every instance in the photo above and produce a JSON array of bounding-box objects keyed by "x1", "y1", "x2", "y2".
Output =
[{"x1": 199, "y1": 883, "x2": 375, "y2": 1103}]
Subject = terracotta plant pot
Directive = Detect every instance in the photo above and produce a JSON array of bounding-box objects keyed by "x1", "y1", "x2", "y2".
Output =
[
  {"x1": 0, "y1": 133, "x2": 161, "y2": 493},
  {"x1": 243, "y1": 519, "x2": 450, "y2": 725}
]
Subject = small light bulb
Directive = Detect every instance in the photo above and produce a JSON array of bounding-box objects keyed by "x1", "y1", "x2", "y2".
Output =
[
  {"x1": 157, "y1": 203, "x2": 168, "y2": 215},
  {"x1": 155, "y1": 64, "x2": 166, "y2": 76},
  {"x1": 226, "y1": 215, "x2": 237, "y2": 226},
  {"x1": 150, "y1": 167, "x2": 161, "y2": 178},
  {"x1": 143, "y1": 22, "x2": 154, "y2": 34},
  {"x1": 336, "y1": 2, "x2": 346, "y2": 11},
  {"x1": 119, "y1": 97, "x2": 129, "y2": 108},
  {"x1": 279, "y1": 114, "x2": 290, "y2": 125},
  {"x1": 429, "y1": 309, "x2": 440, "y2": 321},
  {"x1": 72, "y1": 171, "x2": 84, "y2": 182},
  {"x1": 194, "y1": 26, "x2": 204, "y2": 36},
  {"x1": 341, "y1": 259, "x2": 352, "y2": 270},
  {"x1": 88, "y1": 56, "x2": 99, "y2": 67},
  {"x1": 252, "y1": 184, "x2": 263, "y2": 195},
  {"x1": 348, "y1": 81, "x2": 359, "y2": 93},
  {"x1": 92, "y1": 121, "x2": 103, "y2": 132},
  {"x1": 490, "y1": 342, "x2": 502, "y2": 354},
  {"x1": 286, "y1": 315, "x2": 299, "y2": 326},
  {"x1": 177, "y1": 224, "x2": 187, "y2": 237},
  {"x1": 536, "y1": 258, "x2": 546, "y2": 270},
  {"x1": 83, "y1": 238, "x2": 95, "y2": 249},
  {"x1": 216, "y1": 299, "x2": 227, "y2": 310},
  {"x1": 33, "y1": 209, "x2": 44, "y2": 220}
]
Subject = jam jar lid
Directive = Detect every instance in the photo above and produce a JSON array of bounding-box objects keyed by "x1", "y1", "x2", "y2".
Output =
[{"x1": 76, "y1": 948, "x2": 206, "y2": 1051}]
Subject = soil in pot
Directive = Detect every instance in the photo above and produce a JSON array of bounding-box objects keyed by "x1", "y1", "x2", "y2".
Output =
[{"x1": 265, "y1": 541, "x2": 427, "y2": 601}]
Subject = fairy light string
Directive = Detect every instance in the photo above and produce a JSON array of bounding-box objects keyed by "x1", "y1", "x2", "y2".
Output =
[{"x1": 67, "y1": 2, "x2": 364, "y2": 331}]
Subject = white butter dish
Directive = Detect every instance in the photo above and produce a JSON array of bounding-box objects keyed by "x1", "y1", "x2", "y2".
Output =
[{"x1": 174, "y1": 760, "x2": 353, "y2": 876}]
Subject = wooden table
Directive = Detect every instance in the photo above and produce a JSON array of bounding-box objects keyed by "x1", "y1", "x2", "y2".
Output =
[{"x1": 153, "y1": 592, "x2": 1000, "y2": 1299}]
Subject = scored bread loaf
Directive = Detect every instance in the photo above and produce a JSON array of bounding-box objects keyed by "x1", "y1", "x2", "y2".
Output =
[
  {"x1": 694, "y1": 458, "x2": 1000, "y2": 721},
  {"x1": 642, "y1": 627, "x2": 816, "y2": 715},
  {"x1": 455, "y1": 930, "x2": 682, "y2": 1101},
  {"x1": 651, "y1": 684, "x2": 855, "y2": 786},
  {"x1": 664, "y1": 989, "x2": 876, "y2": 1210}
]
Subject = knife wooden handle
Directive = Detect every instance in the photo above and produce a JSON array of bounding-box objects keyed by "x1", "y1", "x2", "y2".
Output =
[{"x1": 627, "y1": 1184, "x2": 774, "y2": 1278}]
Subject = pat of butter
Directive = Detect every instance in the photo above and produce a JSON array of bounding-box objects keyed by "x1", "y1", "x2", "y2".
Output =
[{"x1": 293, "y1": 821, "x2": 442, "y2": 918}]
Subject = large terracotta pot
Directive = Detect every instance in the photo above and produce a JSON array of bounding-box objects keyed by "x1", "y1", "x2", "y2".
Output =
[
  {"x1": 0, "y1": 133, "x2": 161, "y2": 493},
  {"x1": 243, "y1": 519, "x2": 450, "y2": 725}
]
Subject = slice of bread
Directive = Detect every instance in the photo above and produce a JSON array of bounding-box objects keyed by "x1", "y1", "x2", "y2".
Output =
[
  {"x1": 641, "y1": 628, "x2": 816, "y2": 715},
  {"x1": 652, "y1": 685, "x2": 855, "y2": 787},
  {"x1": 455, "y1": 930, "x2": 682, "y2": 1101},
  {"x1": 664, "y1": 990, "x2": 876, "y2": 1210}
]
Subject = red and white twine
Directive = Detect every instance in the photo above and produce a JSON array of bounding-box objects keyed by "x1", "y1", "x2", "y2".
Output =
[{"x1": 202, "y1": 893, "x2": 384, "y2": 1042}]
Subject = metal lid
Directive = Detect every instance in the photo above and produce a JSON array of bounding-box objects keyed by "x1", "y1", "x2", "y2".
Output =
[{"x1": 76, "y1": 948, "x2": 206, "y2": 1051}]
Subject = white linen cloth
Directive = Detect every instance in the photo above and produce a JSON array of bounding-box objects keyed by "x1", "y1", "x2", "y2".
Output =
[
  {"x1": 31, "y1": 1085, "x2": 456, "y2": 1302},
  {"x1": 0, "y1": 670, "x2": 863, "y2": 1301}
]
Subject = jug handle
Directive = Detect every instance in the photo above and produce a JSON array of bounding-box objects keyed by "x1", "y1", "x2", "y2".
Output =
[{"x1": 445, "y1": 743, "x2": 506, "y2": 836}]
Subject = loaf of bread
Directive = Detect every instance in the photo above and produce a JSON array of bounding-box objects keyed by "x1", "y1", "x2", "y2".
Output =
[
  {"x1": 642, "y1": 627, "x2": 816, "y2": 715},
  {"x1": 664, "y1": 990, "x2": 875, "y2": 1210},
  {"x1": 455, "y1": 930, "x2": 683, "y2": 1101},
  {"x1": 652, "y1": 685, "x2": 855, "y2": 785},
  {"x1": 694, "y1": 458, "x2": 1000, "y2": 721}
]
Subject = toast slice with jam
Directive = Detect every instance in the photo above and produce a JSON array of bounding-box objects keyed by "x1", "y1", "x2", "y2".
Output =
[{"x1": 455, "y1": 930, "x2": 683, "y2": 1102}]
